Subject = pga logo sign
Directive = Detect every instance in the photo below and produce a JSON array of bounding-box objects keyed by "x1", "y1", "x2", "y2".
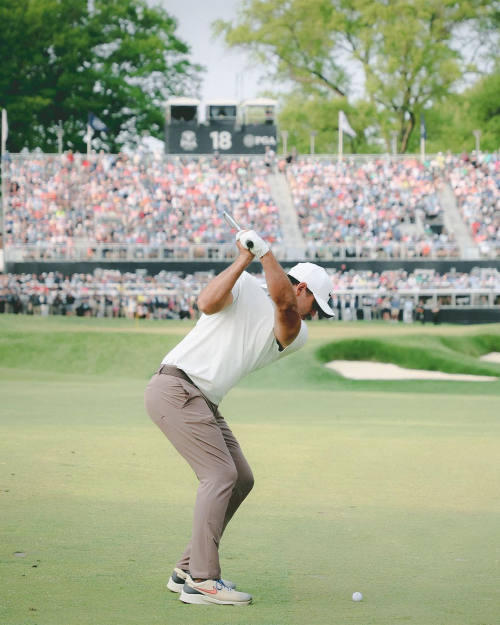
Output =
[
  {"x1": 243, "y1": 134, "x2": 277, "y2": 148},
  {"x1": 180, "y1": 130, "x2": 198, "y2": 151}
]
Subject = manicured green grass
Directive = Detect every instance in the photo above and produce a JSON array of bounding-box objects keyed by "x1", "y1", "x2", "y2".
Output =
[
  {"x1": 1, "y1": 316, "x2": 500, "y2": 624},
  {"x1": 316, "y1": 333, "x2": 500, "y2": 377}
]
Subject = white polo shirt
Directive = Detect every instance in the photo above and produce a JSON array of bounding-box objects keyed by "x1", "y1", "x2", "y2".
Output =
[{"x1": 162, "y1": 271, "x2": 308, "y2": 404}]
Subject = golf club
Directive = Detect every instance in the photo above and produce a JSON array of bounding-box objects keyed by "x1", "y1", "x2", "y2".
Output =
[{"x1": 223, "y1": 211, "x2": 254, "y2": 248}]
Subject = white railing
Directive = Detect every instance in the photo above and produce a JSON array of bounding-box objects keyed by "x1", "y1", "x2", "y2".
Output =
[
  {"x1": 3, "y1": 243, "x2": 280, "y2": 263},
  {"x1": 2, "y1": 152, "x2": 441, "y2": 163},
  {"x1": 329, "y1": 289, "x2": 500, "y2": 309},
  {"x1": 6, "y1": 241, "x2": 496, "y2": 263}
]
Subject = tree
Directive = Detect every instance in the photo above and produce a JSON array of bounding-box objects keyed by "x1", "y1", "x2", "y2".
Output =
[
  {"x1": 277, "y1": 92, "x2": 381, "y2": 154},
  {"x1": 0, "y1": 0, "x2": 201, "y2": 152},
  {"x1": 214, "y1": 0, "x2": 487, "y2": 152}
]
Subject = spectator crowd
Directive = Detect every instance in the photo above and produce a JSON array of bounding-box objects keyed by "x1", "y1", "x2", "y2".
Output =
[
  {"x1": 287, "y1": 158, "x2": 451, "y2": 251},
  {"x1": 448, "y1": 151, "x2": 500, "y2": 248},
  {"x1": 2, "y1": 150, "x2": 499, "y2": 260},
  {"x1": 4, "y1": 153, "x2": 283, "y2": 249},
  {"x1": 1, "y1": 268, "x2": 498, "y2": 320}
]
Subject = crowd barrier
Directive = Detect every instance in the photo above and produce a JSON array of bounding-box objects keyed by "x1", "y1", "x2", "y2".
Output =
[
  {"x1": 330, "y1": 289, "x2": 500, "y2": 309},
  {"x1": 6, "y1": 241, "x2": 500, "y2": 263}
]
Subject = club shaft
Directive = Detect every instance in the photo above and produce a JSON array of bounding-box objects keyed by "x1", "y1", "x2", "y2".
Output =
[{"x1": 223, "y1": 211, "x2": 254, "y2": 248}]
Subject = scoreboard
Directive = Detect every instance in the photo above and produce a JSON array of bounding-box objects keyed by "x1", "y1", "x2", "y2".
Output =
[{"x1": 165, "y1": 123, "x2": 277, "y2": 155}]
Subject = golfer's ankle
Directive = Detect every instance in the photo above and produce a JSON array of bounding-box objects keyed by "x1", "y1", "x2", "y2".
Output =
[{"x1": 193, "y1": 578, "x2": 206, "y2": 582}]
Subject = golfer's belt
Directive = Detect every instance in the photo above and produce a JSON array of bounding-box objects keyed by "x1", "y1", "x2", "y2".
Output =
[
  {"x1": 158, "y1": 364, "x2": 195, "y2": 386},
  {"x1": 157, "y1": 364, "x2": 218, "y2": 414}
]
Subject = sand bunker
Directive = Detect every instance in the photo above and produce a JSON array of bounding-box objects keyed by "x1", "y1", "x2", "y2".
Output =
[
  {"x1": 325, "y1": 360, "x2": 497, "y2": 382},
  {"x1": 479, "y1": 352, "x2": 500, "y2": 364}
]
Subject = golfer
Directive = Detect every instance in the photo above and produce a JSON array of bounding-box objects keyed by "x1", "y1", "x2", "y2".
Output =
[{"x1": 144, "y1": 229, "x2": 334, "y2": 606}]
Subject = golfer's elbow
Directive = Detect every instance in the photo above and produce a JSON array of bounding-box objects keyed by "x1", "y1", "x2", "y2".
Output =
[
  {"x1": 197, "y1": 291, "x2": 232, "y2": 315},
  {"x1": 197, "y1": 294, "x2": 216, "y2": 315}
]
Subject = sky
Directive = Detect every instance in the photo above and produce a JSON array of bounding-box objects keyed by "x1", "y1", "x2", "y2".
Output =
[{"x1": 156, "y1": 0, "x2": 266, "y2": 104}]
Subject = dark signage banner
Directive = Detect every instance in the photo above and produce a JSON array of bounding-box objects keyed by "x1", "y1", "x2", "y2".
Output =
[{"x1": 165, "y1": 124, "x2": 277, "y2": 154}]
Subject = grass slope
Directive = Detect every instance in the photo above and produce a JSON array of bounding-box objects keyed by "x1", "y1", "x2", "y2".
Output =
[
  {"x1": 1, "y1": 316, "x2": 500, "y2": 396},
  {"x1": 316, "y1": 333, "x2": 500, "y2": 377}
]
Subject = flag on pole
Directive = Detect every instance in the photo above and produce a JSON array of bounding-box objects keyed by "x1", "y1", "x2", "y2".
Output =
[
  {"x1": 420, "y1": 115, "x2": 427, "y2": 140},
  {"x1": 1, "y1": 109, "x2": 8, "y2": 151},
  {"x1": 89, "y1": 112, "x2": 109, "y2": 133},
  {"x1": 339, "y1": 111, "x2": 356, "y2": 138}
]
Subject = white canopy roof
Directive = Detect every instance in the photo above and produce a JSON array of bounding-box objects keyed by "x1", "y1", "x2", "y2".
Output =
[
  {"x1": 206, "y1": 99, "x2": 239, "y2": 106},
  {"x1": 240, "y1": 98, "x2": 278, "y2": 108},
  {"x1": 166, "y1": 97, "x2": 201, "y2": 106}
]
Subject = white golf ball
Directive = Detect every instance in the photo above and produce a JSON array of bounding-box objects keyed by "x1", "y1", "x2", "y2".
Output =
[{"x1": 352, "y1": 592, "x2": 363, "y2": 602}]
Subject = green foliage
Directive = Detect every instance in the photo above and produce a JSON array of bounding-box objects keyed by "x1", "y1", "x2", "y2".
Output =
[
  {"x1": 277, "y1": 92, "x2": 383, "y2": 154},
  {"x1": 214, "y1": 0, "x2": 349, "y2": 97},
  {"x1": 403, "y1": 73, "x2": 500, "y2": 153},
  {"x1": 464, "y1": 72, "x2": 500, "y2": 149},
  {"x1": 215, "y1": 0, "x2": 493, "y2": 153},
  {"x1": 0, "y1": 0, "x2": 201, "y2": 152}
]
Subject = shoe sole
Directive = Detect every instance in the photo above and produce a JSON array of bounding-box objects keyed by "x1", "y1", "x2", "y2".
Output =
[
  {"x1": 168, "y1": 577, "x2": 237, "y2": 593},
  {"x1": 179, "y1": 591, "x2": 251, "y2": 606},
  {"x1": 167, "y1": 577, "x2": 184, "y2": 593}
]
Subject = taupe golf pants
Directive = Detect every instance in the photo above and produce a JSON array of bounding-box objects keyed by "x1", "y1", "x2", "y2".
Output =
[{"x1": 144, "y1": 366, "x2": 254, "y2": 579}]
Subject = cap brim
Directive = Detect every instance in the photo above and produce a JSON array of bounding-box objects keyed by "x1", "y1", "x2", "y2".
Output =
[{"x1": 313, "y1": 294, "x2": 335, "y2": 318}]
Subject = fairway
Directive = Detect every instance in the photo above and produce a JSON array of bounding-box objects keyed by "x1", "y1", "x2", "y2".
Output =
[{"x1": 1, "y1": 316, "x2": 500, "y2": 624}]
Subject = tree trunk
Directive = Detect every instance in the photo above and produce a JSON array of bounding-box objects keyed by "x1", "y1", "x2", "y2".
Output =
[{"x1": 400, "y1": 112, "x2": 415, "y2": 153}]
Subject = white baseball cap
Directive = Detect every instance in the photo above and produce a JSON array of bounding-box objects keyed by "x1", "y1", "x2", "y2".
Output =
[{"x1": 287, "y1": 262, "x2": 335, "y2": 317}]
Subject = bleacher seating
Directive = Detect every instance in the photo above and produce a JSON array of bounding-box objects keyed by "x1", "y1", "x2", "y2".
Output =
[
  {"x1": 4, "y1": 154, "x2": 283, "y2": 247},
  {"x1": 287, "y1": 158, "x2": 450, "y2": 250},
  {"x1": 448, "y1": 154, "x2": 500, "y2": 250},
  {"x1": 3, "y1": 152, "x2": 500, "y2": 261}
]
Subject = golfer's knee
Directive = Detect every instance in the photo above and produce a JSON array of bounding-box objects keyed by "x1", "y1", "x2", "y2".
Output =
[
  {"x1": 217, "y1": 464, "x2": 239, "y2": 491},
  {"x1": 237, "y1": 468, "x2": 254, "y2": 498}
]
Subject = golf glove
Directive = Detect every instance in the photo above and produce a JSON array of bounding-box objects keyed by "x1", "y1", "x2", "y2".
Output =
[{"x1": 236, "y1": 229, "x2": 270, "y2": 259}]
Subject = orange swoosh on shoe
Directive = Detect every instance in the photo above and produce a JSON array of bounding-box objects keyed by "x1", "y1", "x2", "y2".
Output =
[{"x1": 195, "y1": 586, "x2": 217, "y2": 595}]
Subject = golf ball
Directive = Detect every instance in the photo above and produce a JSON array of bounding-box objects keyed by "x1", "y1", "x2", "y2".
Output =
[{"x1": 352, "y1": 592, "x2": 363, "y2": 602}]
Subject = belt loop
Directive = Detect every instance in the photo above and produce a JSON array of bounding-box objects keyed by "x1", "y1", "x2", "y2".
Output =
[{"x1": 157, "y1": 364, "x2": 164, "y2": 375}]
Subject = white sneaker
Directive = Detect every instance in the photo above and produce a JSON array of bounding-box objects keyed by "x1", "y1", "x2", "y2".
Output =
[
  {"x1": 179, "y1": 575, "x2": 252, "y2": 606},
  {"x1": 167, "y1": 567, "x2": 236, "y2": 593}
]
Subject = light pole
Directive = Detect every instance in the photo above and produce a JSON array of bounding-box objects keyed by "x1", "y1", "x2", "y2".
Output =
[
  {"x1": 473, "y1": 129, "x2": 482, "y2": 153},
  {"x1": 391, "y1": 130, "x2": 398, "y2": 156},
  {"x1": 281, "y1": 130, "x2": 289, "y2": 156},
  {"x1": 310, "y1": 130, "x2": 318, "y2": 156}
]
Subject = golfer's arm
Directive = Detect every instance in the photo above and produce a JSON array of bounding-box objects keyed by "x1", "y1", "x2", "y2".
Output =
[
  {"x1": 197, "y1": 255, "x2": 253, "y2": 315},
  {"x1": 260, "y1": 251, "x2": 301, "y2": 347}
]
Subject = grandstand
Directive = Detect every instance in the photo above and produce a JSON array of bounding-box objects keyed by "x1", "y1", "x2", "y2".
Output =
[
  {"x1": 1, "y1": 150, "x2": 499, "y2": 324},
  {"x1": 448, "y1": 156, "x2": 500, "y2": 254},
  {"x1": 3, "y1": 153, "x2": 282, "y2": 258},
  {"x1": 3, "y1": 152, "x2": 499, "y2": 265}
]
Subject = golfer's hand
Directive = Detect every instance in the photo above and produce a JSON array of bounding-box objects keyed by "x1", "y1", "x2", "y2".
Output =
[
  {"x1": 236, "y1": 236, "x2": 254, "y2": 262},
  {"x1": 236, "y1": 229, "x2": 270, "y2": 259}
]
